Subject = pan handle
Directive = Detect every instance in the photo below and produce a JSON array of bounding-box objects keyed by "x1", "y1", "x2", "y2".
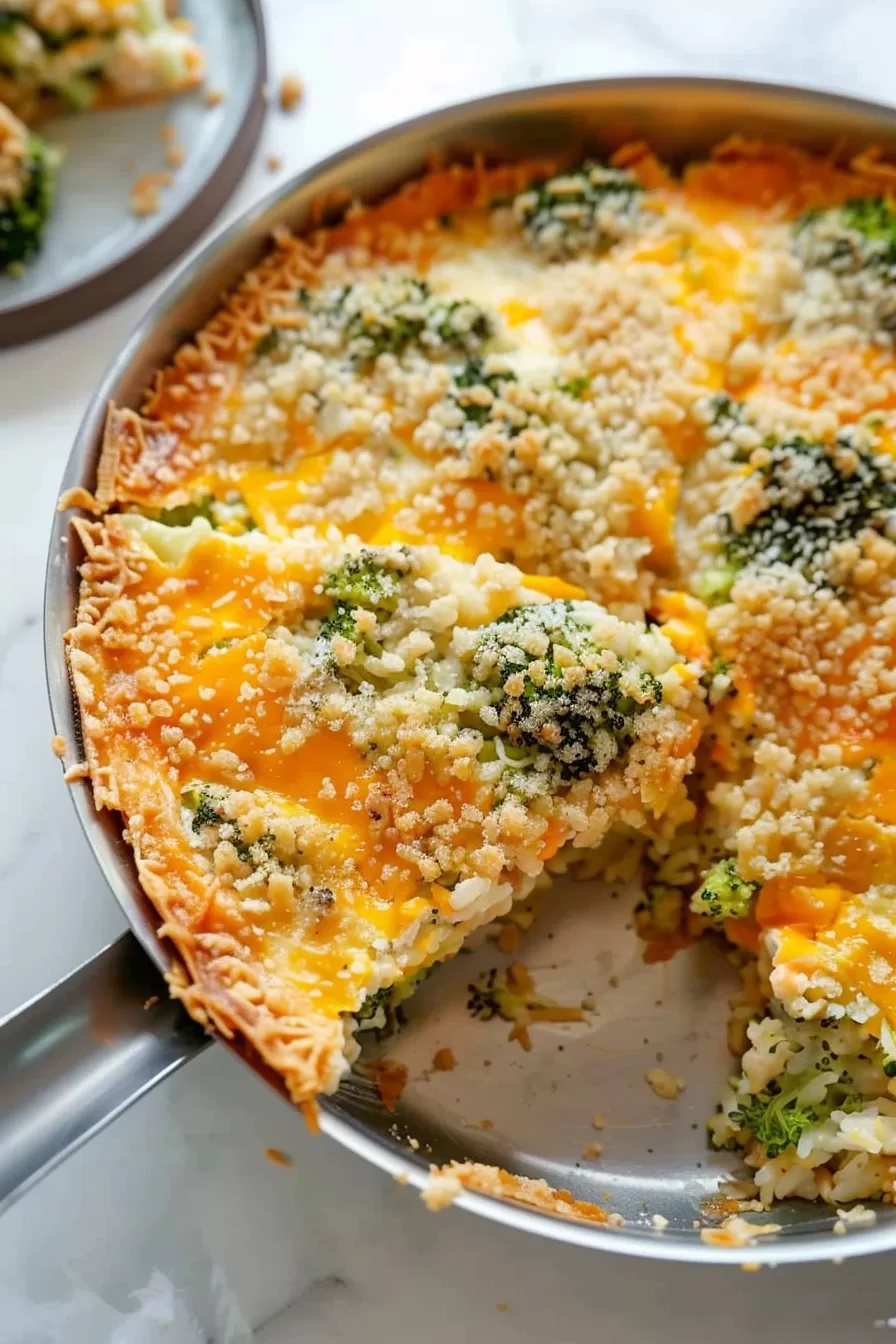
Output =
[{"x1": 0, "y1": 931, "x2": 210, "y2": 1214}]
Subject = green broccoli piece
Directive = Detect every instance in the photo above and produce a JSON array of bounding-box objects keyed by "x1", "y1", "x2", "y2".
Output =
[
  {"x1": 181, "y1": 784, "x2": 227, "y2": 833},
  {"x1": 469, "y1": 600, "x2": 663, "y2": 782},
  {"x1": 730, "y1": 1073, "x2": 864, "y2": 1159},
  {"x1": 0, "y1": 125, "x2": 59, "y2": 275},
  {"x1": 155, "y1": 494, "x2": 218, "y2": 529},
  {"x1": 305, "y1": 276, "x2": 492, "y2": 365},
  {"x1": 509, "y1": 161, "x2": 645, "y2": 260},
  {"x1": 322, "y1": 547, "x2": 411, "y2": 613},
  {"x1": 451, "y1": 355, "x2": 519, "y2": 428},
  {"x1": 700, "y1": 654, "x2": 735, "y2": 704},
  {"x1": 718, "y1": 434, "x2": 896, "y2": 589},
  {"x1": 798, "y1": 195, "x2": 896, "y2": 275},
  {"x1": 152, "y1": 492, "x2": 254, "y2": 531},
  {"x1": 355, "y1": 964, "x2": 438, "y2": 1035},
  {"x1": 690, "y1": 858, "x2": 759, "y2": 924},
  {"x1": 554, "y1": 374, "x2": 591, "y2": 399},
  {"x1": 253, "y1": 327, "x2": 281, "y2": 359},
  {"x1": 730, "y1": 1083, "x2": 826, "y2": 1159},
  {"x1": 692, "y1": 563, "x2": 739, "y2": 607}
]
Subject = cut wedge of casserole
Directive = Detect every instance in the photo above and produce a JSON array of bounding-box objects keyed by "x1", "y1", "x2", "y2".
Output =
[
  {"x1": 0, "y1": 95, "x2": 56, "y2": 271},
  {"x1": 65, "y1": 138, "x2": 896, "y2": 1207},
  {"x1": 0, "y1": 1, "x2": 204, "y2": 120},
  {"x1": 68, "y1": 520, "x2": 703, "y2": 1103}
]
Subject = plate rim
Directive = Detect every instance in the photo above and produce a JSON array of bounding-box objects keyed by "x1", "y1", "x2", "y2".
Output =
[{"x1": 0, "y1": 0, "x2": 268, "y2": 349}]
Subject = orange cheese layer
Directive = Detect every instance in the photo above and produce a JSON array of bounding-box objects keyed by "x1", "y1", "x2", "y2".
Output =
[{"x1": 111, "y1": 533, "x2": 499, "y2": 1016}]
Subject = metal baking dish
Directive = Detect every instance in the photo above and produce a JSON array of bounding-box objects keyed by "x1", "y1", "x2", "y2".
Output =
[{"x1": 4, "y1": 77, "x2": 896, "y2": 1264}]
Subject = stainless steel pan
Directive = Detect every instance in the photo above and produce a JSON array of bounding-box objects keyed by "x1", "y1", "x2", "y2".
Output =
[{"x1": 6, "y1": 77, "x2": 896, "y2": 1264}]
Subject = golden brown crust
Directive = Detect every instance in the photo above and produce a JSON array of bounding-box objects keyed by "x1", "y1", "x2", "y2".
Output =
[{"x1": 66, "y1": 519, "x2": 349, "y2": 1103}]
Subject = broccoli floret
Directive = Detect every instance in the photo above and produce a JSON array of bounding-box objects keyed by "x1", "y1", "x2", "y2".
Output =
[
  {"x1": 509, "y1": 162, "x2": 645, "y2": 260},
  {"x1": 730, "y1": 1073, "x2": 864, "y2": 1159},
  {"x1": 155, "y1": 494, "x2": 218, "y2": 529},
  {"x1": 469, "y1": 600, "x2": 663, "y2": 781},
  {"x1": 152, "y1": 492, "x2": 256, "y2": 531},
  {"x1": 0, "y1": 124, "x2": 59, "y2": 275},
  {"x1": 797, "y1": 196, "x2": 896, "y2": 276},
  {"x1": 181, "y1": 784, "x2": 227, "y2": 833},
  {"x1": 253, "y1": 327, "x2": 281, "y2": 359},
  {"x1": 355, "y1": 964, "x2": 438, "y2": 1035},
  {"x1": 700, "y1": 654, "x2": 735, "y2": 704},
  {"x1": 554, "y1": 374, "x2": 591, "y2": 399},
  {"x1": 718, "y1": 434, "x2": 896, "y2": 589},
  {"x1": 322, "y1": 547, "x2": 411, "y2": 613},
  {"x1": 690, "y1": 858, "x2": 759, "y2": 924},
  {"x1": 730, "y1": 1084, "x2": 825, "y2": 1159},
  {"x1": 451, "y1": 355, "x2": 519, "y2": 429},
  {"x1": 793, "y1": 197, "x2": 896, "y2": 333},
  {"x1": 304, "y1": 276, "x2": 492, "y2": 365}
]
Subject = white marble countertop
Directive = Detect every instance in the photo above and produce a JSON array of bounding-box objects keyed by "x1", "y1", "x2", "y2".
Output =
[{"x1": 5, "y1": 0, "x2": 896, "y2": 1338}]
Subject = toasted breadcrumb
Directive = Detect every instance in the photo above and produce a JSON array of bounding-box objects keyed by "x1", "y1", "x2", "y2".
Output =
[
  {"x1": 130, "y1": 171, "x2": 172, "y2": 218},
  {"x1": 592, "y1": 1112, "x2": 605, "y2": 1129},
  {"x1": 51, "y1": 735, "x2": 67, "y2": 759},
  {"x1": 165, "y1": 143, "x2": 186, "y2": 170},
  {"x1": 266, "y1": 154, "x2": 283, "y2": 173},
  {"x1": 700, "y1": 1215, "x2": 782, "y2": 1247},
  {"x1": 204, "y1": 88, "x2": 226, "y2": 107},
  {"x1": 645, "y1": 1067, "x2": 685, "y2": 1100},
  {"x1": 497, "y1": 922, "x2": 521, "y2": 955},
  {"x1": 433, "y1": 1047, "x2": 457, "y2": 1071},
  {"x1": 582, "y1": 1142, "x2": 603, "y2": 1159},
  {"x1": 651, "y1": 1213, "x2": 669, "y2": 1230},
  {"x1": 422, "y1": 1169, "x2": 464, "y2": 1211},
  {"x1": 279, "y1": 74, "x2": 304, "y2": 113}
]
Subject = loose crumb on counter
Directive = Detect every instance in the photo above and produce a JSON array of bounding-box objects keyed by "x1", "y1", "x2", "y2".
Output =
[
  {"x1": 279, "y1": 74, "x2": 304, "y2": 112},
  {"x1": 582, "y1": 1142, "x2": 603, "y2": 1160},
  {"x1": 266, "y1": 154, "x2": 283, "y2": 173},
  {"x1": 264, "y1": 1147, "x2": 294, "y2": 1168},
  {"x1": 165, "y1": 143, "x2": 186, "y2": 170},
  {"x1": 204, "y1": 88, "x2": 226, "y2": 107},
  {"x1": 592, "y1": 1112, "x2": 605, "y2": 1129},
  {"x1": 651, "y1": 1213, "x2": 669, "y2": 1231},
  {"x1": 432, "y1": 1047, "x2": 457, "y2": 1072}
]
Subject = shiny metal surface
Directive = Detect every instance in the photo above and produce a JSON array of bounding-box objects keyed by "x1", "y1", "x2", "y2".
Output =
[
  {"x1": 0, "y1": 932, "x2": 208, "y2": 1214},
  {"x1": 29, "y1": 78, "x2": 896, "y2": 1261}
]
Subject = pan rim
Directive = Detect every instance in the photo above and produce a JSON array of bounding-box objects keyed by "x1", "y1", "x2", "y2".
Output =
[{"x1": 44, "y1": 73, "x2": 896, "y2": 1263}]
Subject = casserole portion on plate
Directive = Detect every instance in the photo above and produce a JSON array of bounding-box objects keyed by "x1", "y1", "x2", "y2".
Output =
[{"x1": 0, "y1": 0, "x2": 204, "y2": 120}]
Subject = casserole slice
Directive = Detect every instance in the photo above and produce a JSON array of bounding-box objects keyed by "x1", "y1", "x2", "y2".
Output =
[
  {"x1": 67, "y1": 518, "x2": 704, "y2": 1108},
  {"x1": 0, "y1": 0, "x2": 204, "y2": 121},
  {"x1": 0, "y1": 96, "x2": 56, "y2": 271}
]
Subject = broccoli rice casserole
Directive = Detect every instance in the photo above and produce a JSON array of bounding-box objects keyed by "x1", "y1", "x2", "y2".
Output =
[{"x1": 64, "y1": 136, "x2": 896, "y2": 1212}]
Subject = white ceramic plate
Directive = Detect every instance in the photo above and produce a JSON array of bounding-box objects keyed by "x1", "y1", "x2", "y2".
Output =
[{"x1": 0, "y1": 0, "x2": 266, "y2": 346}]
